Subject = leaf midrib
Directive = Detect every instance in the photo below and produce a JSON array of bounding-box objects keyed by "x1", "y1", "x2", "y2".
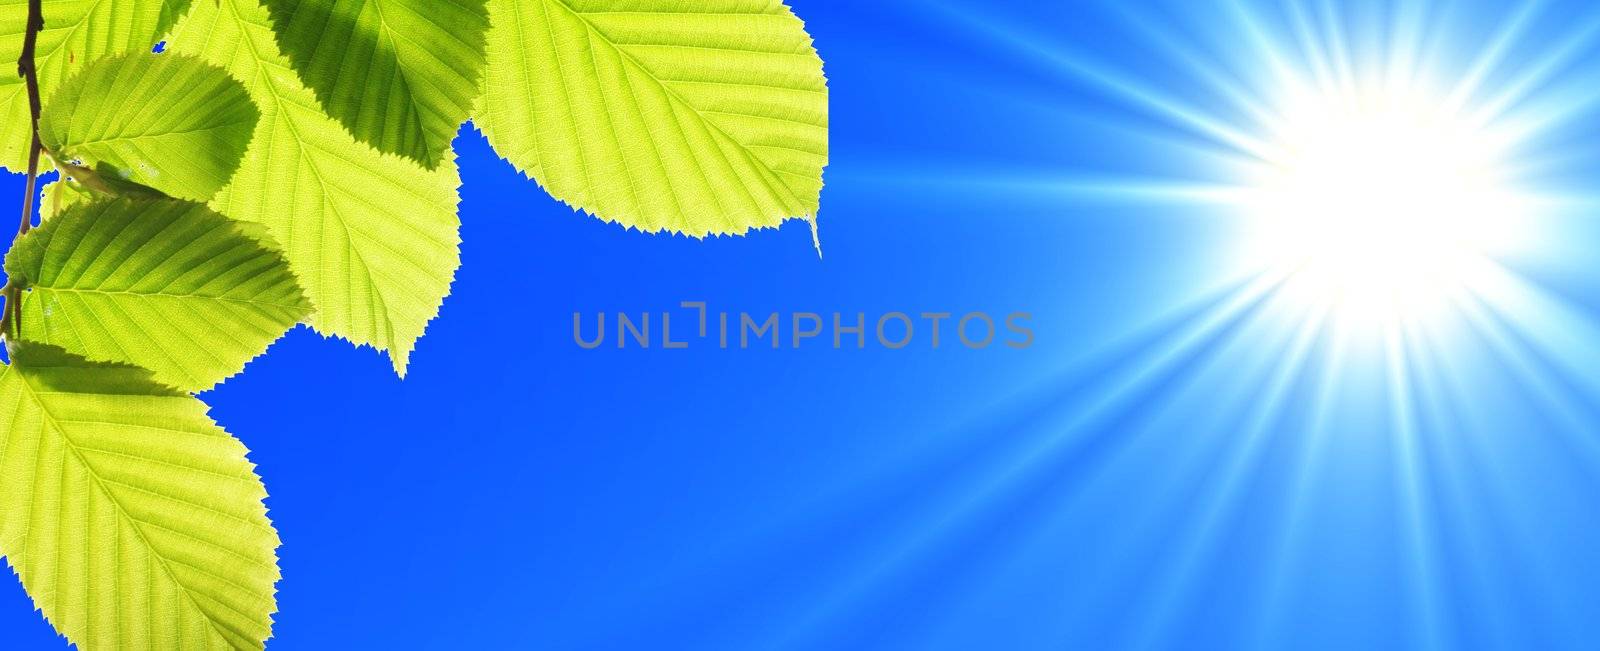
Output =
[
  {"x1": 366, "y1": 0, "x2": 441, "y2": 166},
  {"x1": 59, "y1": 120, "x2": 255, "y2": 151},
  {"x1": 31, "y1": 285, "x2": 308, "y2": 311}
]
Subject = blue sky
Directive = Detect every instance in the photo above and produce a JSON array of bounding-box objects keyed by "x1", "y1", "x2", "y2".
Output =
[{"x1": 6, "y1": 0, "x2": 1600, "y2": 648}]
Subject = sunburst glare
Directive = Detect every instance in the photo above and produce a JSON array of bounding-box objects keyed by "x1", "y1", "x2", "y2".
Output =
[{"x1": 1241, "y1": 79, "x2": 1534, "y2": 325}]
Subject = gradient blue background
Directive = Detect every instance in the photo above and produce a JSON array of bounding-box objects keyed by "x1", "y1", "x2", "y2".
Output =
[{"x1": 8, "y1": 0, "x2": 1600, "y2": 648}]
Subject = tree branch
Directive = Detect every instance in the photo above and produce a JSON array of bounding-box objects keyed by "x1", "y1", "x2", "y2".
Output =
[{"x1": 3, "y1": 0, "x2": 45, "y2": 342}]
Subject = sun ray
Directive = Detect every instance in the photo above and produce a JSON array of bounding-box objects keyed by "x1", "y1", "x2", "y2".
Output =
[
  {"x1": 1422, "y1": 306, "x2": 1598, "y2": 640},
  {"x1": 1240, "y1": 309, "x2": 1356, "y2": 647},
  {"x1": 1445, "y1": 1, "x2": 1543, "y2": 112},
  {"x1": 1121, "y1": 301, "x2": 1333, "y2": 649},
  {"x1": 1223, "y1": 0, "x2": 1304, "y2": 98},
  {"x1": 1105, "y1": 3, "x2": 1280, "y2": 131},
  {"x1": 1313, "y1": 0, "x2": 1360, "y2": 93},
  {"x1": 1469, "y1": 14, "x2": 1600, "y2": 127},
  {"x1": 1385, "y1": 320, "x2": 1452, "y2": 649},
  {"x1": 1399, "y1": 319, "x2": 1516, "y2": 645},
  {"x1": 925, "y1": 0, "x2": 1276, "y2": 162},
  {"x1": 1453, "y1": 290, "x2": 1600, "y2": 444}
]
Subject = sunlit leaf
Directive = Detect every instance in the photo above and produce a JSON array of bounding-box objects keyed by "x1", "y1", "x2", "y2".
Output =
[
  {"x1": 263, "y1": 0, "x2": 488, "y2": 168},
  {"x1": 168, "y1": 0, "x2": 461, "y2": 376},
  {"x1": 476, "y1": 0, "x2": 829, "y2": 236},
  {"x1": 6, "y1": 198, "x2": 312, "y2": 392},
  {"x1": 40, "y1": 53, "x2": 259, "y2": 202},
  {"x1": 0, "y1": 0, "x2": 195, "y2": 171},
  {"x1": 0, "y1": 342, "x2": 279, "y2": 650}
]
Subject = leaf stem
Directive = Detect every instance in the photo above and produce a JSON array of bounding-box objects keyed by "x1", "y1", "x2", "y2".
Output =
[{"x1": 3, "y1": 0, "x2": 45, "y2": 342}]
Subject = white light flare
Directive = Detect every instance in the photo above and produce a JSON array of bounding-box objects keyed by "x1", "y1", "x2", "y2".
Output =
[{"x1": 1241, "y1": 82, "x2": 1535, "y2": 326}]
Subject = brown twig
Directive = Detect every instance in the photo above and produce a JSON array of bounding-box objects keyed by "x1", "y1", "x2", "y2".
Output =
[{"x1": 3, "y1": 0, "x2": 44, "y2": 341}]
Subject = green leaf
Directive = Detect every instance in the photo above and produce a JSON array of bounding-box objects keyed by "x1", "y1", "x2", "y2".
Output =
[
  {"x1": 5, "y1": 198, "x2": 313, "y2": 392},
  {"x1": 262, "y1": 0, "x2": 489, "y2": 169},
  {"x1": 36, "y1": 178, "x2": 92, "y2": 222},
  {"x1": 0, "y1": 0, "x2": 196, "y2": 171},
  {"x1": 475, "y1": 0, "x2": 829, "y2": 237},
  {"x1": 167, "y1": 0, "x2": 462, "y2": 376},
  {"x1": 0, "y1": 342, "x2": 279, "y2": 650},
  {"x1": 40, "y1": 53, "x2": 260, "y2": 202}
]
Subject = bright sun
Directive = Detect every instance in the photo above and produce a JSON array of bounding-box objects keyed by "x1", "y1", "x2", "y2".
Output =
[{"x1": 1247, "y1": 86, "x2": 1525, "y2": 323}]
